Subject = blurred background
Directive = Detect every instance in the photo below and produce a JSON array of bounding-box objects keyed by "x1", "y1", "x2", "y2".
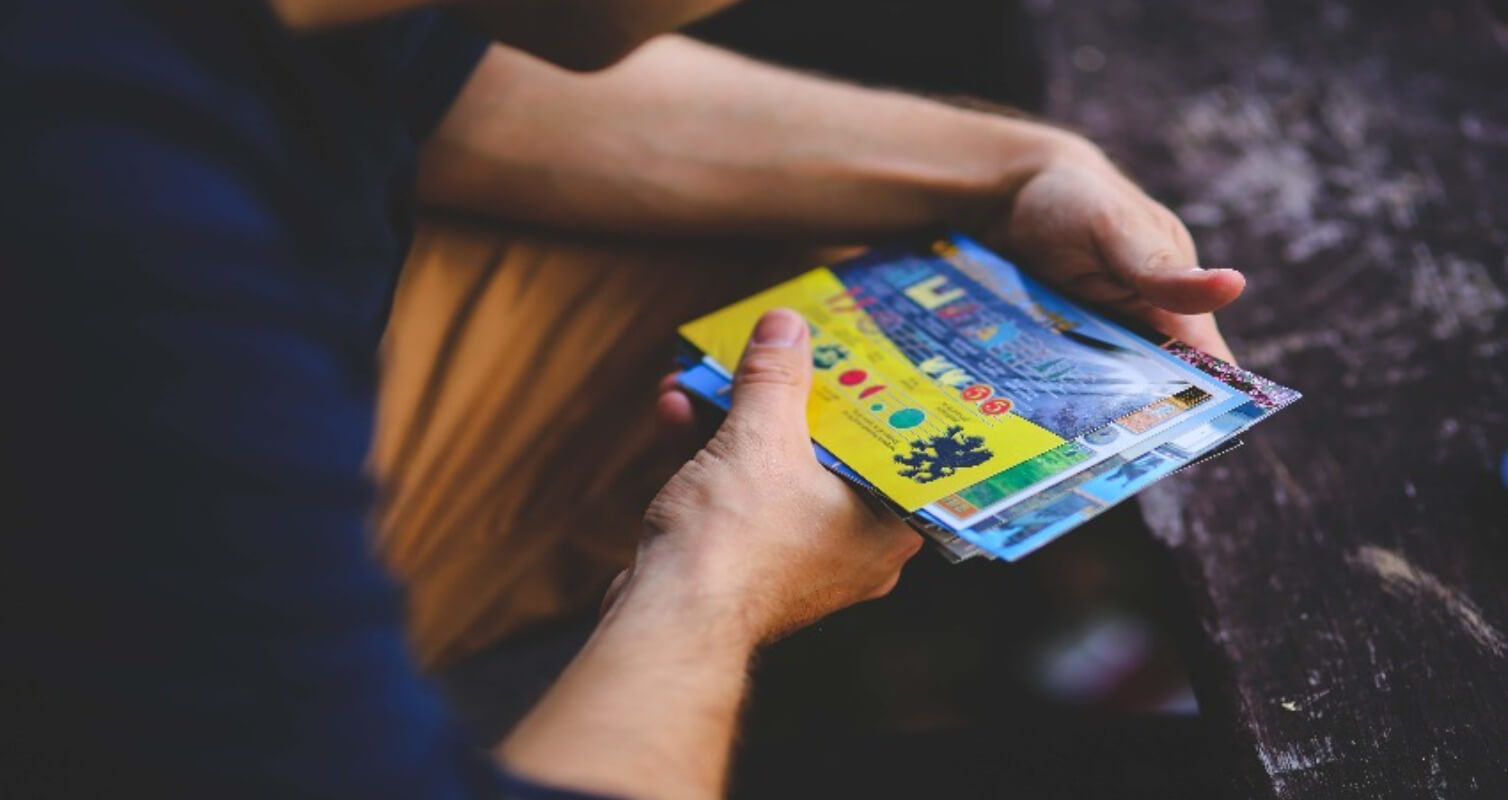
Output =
[{"x1": 443, "y1": 1, "x2": 1508, "y2": 796}]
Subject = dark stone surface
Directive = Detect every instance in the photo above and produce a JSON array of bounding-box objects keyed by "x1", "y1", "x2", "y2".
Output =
[{"x1": 1041, "y1": 0, "x2": 1508, "y2": 795}]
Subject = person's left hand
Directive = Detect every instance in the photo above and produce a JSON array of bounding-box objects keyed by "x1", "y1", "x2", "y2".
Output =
[
  {"x1": 613, "y1": 310, "x2": 922, "y2": 645},
  {"x1": 975, "y1": 133, "x2": 1244, "y2": 362}
]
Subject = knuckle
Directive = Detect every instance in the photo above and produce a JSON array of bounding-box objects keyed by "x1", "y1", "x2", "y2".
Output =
[
  {"x1": 867, "y1": 571, "x2": 903, "y2": 600},
  {"x1": 1090, "y1": 203, "x2": 1121, "y2": 234},
  {"x1": 704, "y1": 428, "x2": 806, "y2": 488},
  {"x1": 1141, "y1": 248, "x2": 1177, "y2": 273},
  {"x1": 684, "y1": 444, "x2": 727, "y2": 476},
  {"x1": 641, "y1": 492, "x2": 685, "y2": 538},
  {"x1": 1174, "y1": 223, "x2": 1198, "y2": 261},
  {"x1": 896, "y1": 532, "x2": 924, "y2": 559},
  {"x1": 707, "y1": 424, "x2": 780, "y2": 467},
  {"x1": 702, "y1": 427, "x2": 746, "y2": 461},
  {"x1": 736, "y1": 352, "x2": 803, "y2": 388},
  {"x1": 1157, "y1": 207, "x2": 1197, "y2": 256}
]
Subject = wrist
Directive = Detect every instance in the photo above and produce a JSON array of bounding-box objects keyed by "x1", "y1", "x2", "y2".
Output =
[
  {"x1": 502, "y1": 551, "x2": 758, "y2": 799},
  {"x1": 604, "y1": 562, "x2": 766, "y2": 653}
]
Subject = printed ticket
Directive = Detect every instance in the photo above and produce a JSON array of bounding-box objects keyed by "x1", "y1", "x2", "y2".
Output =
[{"x1": 676, "y1": 234, "x2": 1300, "y2": 559}]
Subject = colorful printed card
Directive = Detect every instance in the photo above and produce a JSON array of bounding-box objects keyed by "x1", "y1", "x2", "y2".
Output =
[
  {"x1": 676, "y1": 234, "x2": 1300, "y2": 560},
  {"x1": 680, "y1": 266, "x2": 1064, "y2": 510}
]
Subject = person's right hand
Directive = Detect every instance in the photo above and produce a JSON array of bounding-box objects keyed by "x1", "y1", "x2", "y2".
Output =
[
  {"x1": 975, "y1": 131, "x2": 1244, "y2": 363},
  {"x1": 609, "y1": 308, "x2": 923, "y2": 646}
]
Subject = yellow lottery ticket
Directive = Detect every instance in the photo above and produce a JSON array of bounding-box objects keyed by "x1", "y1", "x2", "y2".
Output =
[{"x1": 679, "y1": 267, "x2": 1064, "y2": 511}]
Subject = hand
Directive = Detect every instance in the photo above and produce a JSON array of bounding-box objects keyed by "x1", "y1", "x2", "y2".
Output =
[
  {"x1": 978, "y1": 133, "x2": 1244, "y2": 362},
  {"x1": 612, "y1": 309, "x2": 922, "y2": 645}
]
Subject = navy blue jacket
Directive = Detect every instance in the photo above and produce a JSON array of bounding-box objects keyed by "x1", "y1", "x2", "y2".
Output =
[{"x1": 3, "y1": 2, "x2": 602, "y2": 797}]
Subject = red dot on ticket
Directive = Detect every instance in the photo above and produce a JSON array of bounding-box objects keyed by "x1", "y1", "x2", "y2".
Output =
[
  {"x1": 838, "y1": 370, "x2": 867, "y2": 386},
  {"x1": 980, "y1": 397, "x2": 1014, "y2": 416},
  {"x1": 961, "y1": 384, "x2": 993, "y2": 402}
]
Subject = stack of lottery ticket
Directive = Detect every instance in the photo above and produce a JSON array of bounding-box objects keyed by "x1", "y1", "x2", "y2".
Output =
[{"x1": 675, "y1": 234, "x2": 1300, "y2": 562}]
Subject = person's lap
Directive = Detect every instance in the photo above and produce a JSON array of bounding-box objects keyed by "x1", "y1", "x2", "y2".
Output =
[{"x1": 374, "y1": 218, "x2": 818, "y2": 667}]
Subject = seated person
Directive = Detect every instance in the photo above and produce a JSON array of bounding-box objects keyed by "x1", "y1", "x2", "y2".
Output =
[{"x1": 5, "y1": 0, "x2": 1244, "y2": 796}]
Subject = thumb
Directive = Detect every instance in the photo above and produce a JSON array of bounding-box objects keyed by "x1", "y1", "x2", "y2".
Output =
[
  {"x1": 723, "y1": 308, "x2": 813, "y2": 452},
  {"x1": 1131, "y1": 262, "x2": 1247, "y2": 315},
  {"x1": 1103, "y1": 214, "x2": 1245, "y2": 314}
]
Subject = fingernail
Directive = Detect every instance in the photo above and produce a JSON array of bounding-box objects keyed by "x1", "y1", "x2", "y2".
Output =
[
  {"x1": 1172, "y1": 266, "x2": 1229, "y2": 278},
  {"x1": 751, "y1": 309, "x2": 803, "y2": 347}
]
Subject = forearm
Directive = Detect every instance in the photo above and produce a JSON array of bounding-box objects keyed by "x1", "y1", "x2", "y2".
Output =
[
  {"x1": 418, "y1": 36, "x2": 1086, "y2": 239},
  {"x1": 497, "y1": 577, "x2": 756, "y2": 799}
]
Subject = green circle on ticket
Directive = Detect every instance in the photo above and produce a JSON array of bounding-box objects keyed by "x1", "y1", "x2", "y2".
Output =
[{"x1": 889, "y1": 408, "x2": 925, "y2": 429}]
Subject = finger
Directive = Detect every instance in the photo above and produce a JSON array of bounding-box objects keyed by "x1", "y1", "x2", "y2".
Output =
[
  {"x1": 654, "y1": 372, "x2": 697, "y2": 433},
  {"x1": 654, "y1": 388, "x2": 697, "y2": 444},
  {"x1": 656, "y1": 371, "x2": 684, "y2": 396},
  {"x1": 1136, "y1": 306, "x2": 1238, "y2": 364},
  {"x1": 1137, "y1": 266, "x2": 1246, "y2": 315},
  {"x1": 1102, "y1": 212, "x2": 1245, "y2": 314},
  {"x1": 655, "y1": 373, "x2": 722, "y2": 452},
  {"x1": 723, "y1": 308, "x2": 813, "y2": 451}
]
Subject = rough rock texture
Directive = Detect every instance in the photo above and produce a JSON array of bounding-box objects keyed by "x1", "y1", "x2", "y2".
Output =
[{"x1": 1042, "y1": 0, "x2": 1508, "y2": 795}]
